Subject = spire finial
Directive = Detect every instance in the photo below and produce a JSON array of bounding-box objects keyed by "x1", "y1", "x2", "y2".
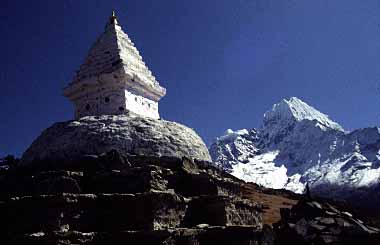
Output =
[{"x1": 109, "y1": 10, "x2": 117, "y2": 24}]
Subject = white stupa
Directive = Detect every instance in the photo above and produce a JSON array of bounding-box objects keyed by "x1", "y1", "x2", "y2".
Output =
[
  {"x1": 21, "y1": 11, "x2": 211, "y2": 165},
  {"x1": 63, "y1": 11, "x2": 166, "y2": 119}
]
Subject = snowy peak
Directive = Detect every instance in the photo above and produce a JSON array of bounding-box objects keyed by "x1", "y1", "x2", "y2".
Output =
[
  {"x1": 218, "y1": 129, "x2": 250, "y2": 142},
  {"x1": 210, "y1": 97, "x2": 380, "y2": 197},
  {"x1": 263, "y1": 97, "x2": 344, "y2": 132},
  {"x1": 210, "y1": 128, "x2": 259, "y2": 170}
]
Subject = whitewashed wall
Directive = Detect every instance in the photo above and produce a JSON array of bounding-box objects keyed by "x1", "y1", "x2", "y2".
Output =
[
  {"x1": 65, "y1": 14, "x2": 165, "y2": 120},
  {"x1": 73, "y1": 85, "x2": 159, "y2": 119},
  {"x1": 124, "y1": 90, "x2": 159, "y2": 119}
]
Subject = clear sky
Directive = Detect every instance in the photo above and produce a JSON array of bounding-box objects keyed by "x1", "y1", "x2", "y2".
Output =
[{"x1": 1, "y1": 0, "x2": 380, "y2": 157}]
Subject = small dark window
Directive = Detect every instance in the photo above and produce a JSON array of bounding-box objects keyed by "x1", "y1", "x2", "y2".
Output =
[
  {"x1": 85, "y1": 104, "x2": 90, "y2": 110},
  {"x1": 135, "y1": 97, "x2": 138, "y2": 102},
  {"x1": 105, "y1": 97, "x2": 110, "y2": 103},
  {"x1": 119, "y1": 107, "x2": 125, "y2": 111},
  {"x1": 111, "y1": 59, "x2": 122, "y2": 67}
]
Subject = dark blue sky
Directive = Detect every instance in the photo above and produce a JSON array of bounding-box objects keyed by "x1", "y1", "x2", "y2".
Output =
[{"x1": 1, "y1": 0, "x2": 380, "y2": 157}]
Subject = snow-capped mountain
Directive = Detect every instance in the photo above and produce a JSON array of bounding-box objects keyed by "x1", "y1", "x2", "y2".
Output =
[{"x1": 209, "y1": 97, "x2": 380, "y2": 197}]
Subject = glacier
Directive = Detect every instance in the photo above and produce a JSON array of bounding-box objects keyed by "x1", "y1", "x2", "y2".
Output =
[{"x1": 209, "y1": 97, "x2": 380, "y2": 198}]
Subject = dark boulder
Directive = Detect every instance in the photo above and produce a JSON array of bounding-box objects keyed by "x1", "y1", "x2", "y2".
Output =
[
  {"x1": 274, "y1": 199, "x2": 380, "y2": 244},
  {"x1": 183, "y1": 195, "x2": 262, "y2": 228}
]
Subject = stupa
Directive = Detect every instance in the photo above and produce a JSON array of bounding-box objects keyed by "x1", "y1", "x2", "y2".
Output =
[
  {"x1": 21, "y1": 11, "x2": 211, "y2": 165},
  {"x1": 63, "y1": 11, "x2": 166, "y2": 119},
  {"x1": 4, "y1": 12, "x2": 265, "y2": 245}
]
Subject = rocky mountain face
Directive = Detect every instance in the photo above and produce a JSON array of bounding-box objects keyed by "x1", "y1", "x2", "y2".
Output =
[{"x1": 210, "y1": 97, "x2": 380, "y2": 200}]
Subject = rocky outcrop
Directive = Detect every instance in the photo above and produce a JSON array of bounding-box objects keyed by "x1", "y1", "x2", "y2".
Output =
[
  {"x1": 184, "y1": 195, "x2": 262, "y2": 228},
  {"x1": 1, "y1": 150, "x2": 379, "y2": 243},
  {"x1": 0, "y1": 150, "x2": 268, "y2": 244},
  {"x1": 274, "y1": 199, "x2": 380, "y2": 244},
  {"x1": 21, "y1": 114, "x2": 211, "y2": 167},
  {"x1": 8, "y1": 227, "x2": 273, "y2": 245},
  {"x1": 1, "y1": 192, "x2": 187, "y2": 233}
]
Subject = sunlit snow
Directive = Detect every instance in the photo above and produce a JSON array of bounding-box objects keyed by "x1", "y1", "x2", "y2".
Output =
[{"x1": 210, "y1": 97, "x2": 380, "y2": 196}]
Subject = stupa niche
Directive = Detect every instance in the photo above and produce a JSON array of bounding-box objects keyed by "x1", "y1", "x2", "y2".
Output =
[{"x1": 63, "y1": 11, "x2": 166, "y2": 119}]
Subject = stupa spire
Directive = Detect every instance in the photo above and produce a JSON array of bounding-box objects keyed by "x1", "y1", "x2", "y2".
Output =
[
  {"x1": 63, "y1": 10, "x2": 166, "y2": 120},
  {"x1": 110, "y1": 10, "x2": 117, "y2": 23},
  {"x1": 105, "y1": 10, "x2": 119, "y2": 29}
]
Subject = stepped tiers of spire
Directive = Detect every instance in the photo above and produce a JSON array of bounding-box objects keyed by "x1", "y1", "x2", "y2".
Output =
[{"x1": 63, "y1": 12, "x2": 166, "y2": 119}]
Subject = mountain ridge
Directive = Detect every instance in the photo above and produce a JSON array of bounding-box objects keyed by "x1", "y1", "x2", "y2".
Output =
[
  {"x1": 210, "y1": 97, "x2": 380, "y2": 198},
  {"x1": 264, "y1": 97, "x2": 345, "y2": 132}
]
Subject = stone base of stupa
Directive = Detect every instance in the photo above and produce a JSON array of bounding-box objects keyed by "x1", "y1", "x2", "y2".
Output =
[
  {"x1": 0, "y1": 150, "x2": 267, "y2": 244},
  {"x1": 0, "y1": 113, "x2": 269, "y2": 244},
  {"x1": 21, "y1": 113, "x2": 211, "y2": 168}
]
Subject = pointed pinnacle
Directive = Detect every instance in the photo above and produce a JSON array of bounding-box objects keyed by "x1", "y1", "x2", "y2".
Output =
[{"x1": 109, "y1": 10, "x2": 117, "y2": 23}]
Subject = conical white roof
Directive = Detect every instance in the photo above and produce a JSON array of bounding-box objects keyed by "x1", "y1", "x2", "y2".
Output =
[{"x1": 68, "y1": 11, "x2": 166, "y2": 101}]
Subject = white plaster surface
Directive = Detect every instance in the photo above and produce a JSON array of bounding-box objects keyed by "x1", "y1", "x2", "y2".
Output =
[
  {"x1": 63, "y1": 13, "x2": 166, "y2": 119},
  {"x1": 124, "y1": 90, "x2": 159, "y2": 119}
]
